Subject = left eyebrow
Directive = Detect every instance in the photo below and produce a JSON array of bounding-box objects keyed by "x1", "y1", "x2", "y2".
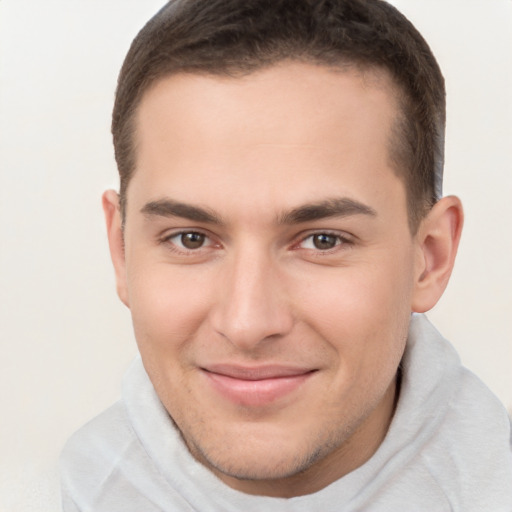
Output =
[
  {"x1": 141, "y1": 198, "x2": 223, "y2": 224},
  {"x1": 278, "y1": 197, "x2": 377, "y2": 224}
]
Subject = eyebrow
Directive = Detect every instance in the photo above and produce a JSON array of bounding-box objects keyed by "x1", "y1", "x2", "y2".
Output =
[
  {"x1": 278, "y1": 197, "x2": 377, "y2": 224},
  {"x1": 140, "y1": 196, "x2": 377, "y2": 225},
  {"x1": 141, "y1": 198, "x2": 223, "y2": 224}
]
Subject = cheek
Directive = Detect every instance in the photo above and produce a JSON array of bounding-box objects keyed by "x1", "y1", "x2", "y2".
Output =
[
  {"x1": 126, "y1": 261, "x2": 214, "y2": 355},
  {"x1": 297, "y1": 261, "x2": 412, "y2": 330},
  {"x1": 292, "y1": 251, "x2": 414, "y2": 372}
]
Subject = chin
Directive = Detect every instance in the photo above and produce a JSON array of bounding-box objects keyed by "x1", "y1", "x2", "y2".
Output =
[
  {"x1": 186, "y1": 420, "x2": 345, "y2": 482},
  {"x1": 200, "y1": 445, "x2": 318, "y2": 482}
]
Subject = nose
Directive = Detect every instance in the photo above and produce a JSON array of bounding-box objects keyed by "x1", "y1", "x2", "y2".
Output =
[{"x1": 209, "y1": 248, "x2": 294, "y2": 351}]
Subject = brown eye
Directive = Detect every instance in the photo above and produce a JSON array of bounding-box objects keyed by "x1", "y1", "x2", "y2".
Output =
[
  {"x1": 180, "y1": 232, "x2": 206, "y2": 249},
  {"x1": 312, "y1": 233, "x2": 339, "y2": 250}
]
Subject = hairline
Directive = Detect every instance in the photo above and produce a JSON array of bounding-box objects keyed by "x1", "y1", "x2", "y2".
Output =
[{"x1": 119, "y1": 59, "x2": 428, "y2": 234}]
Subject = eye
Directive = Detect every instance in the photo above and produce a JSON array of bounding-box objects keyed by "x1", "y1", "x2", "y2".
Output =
[
  {"x1": 166, "y1": 231, "x2": 211, "y2": 250},
  {"x1": 299, "y1": 233, "x2": 347, "y2": 251}
]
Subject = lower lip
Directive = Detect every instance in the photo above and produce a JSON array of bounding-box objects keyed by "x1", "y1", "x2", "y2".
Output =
[{"x1": 203, "y1": 371, "x2": 314, "y2": 407}]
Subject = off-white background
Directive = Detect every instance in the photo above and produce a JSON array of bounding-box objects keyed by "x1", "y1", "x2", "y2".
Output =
[{"x1": 0, "y1": 1, "x2": 510, "y2": 510}]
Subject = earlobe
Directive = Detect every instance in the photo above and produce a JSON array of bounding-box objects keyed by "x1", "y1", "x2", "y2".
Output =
[
  {"x1": 411, "y1": 196, "x2": 464, "y2": 313},
  {"x1": 102, "y1": 190, "x2": 130, "y2": 307}
]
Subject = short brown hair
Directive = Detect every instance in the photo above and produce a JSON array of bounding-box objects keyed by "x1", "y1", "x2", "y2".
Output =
[{"x1": 112, "y1": 0, "x2": 445, "y2": 232}]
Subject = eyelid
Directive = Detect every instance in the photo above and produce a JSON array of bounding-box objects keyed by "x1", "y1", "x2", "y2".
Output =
[
  {"x1": 292, "y1": 229, "x2": 355, "y2": 251},
  {"x1": 159, "y1": 228, "x2": 220, "y2": 252},
  {"x1": 157, "y1": 227, "x2": 354, "y2": 254}
]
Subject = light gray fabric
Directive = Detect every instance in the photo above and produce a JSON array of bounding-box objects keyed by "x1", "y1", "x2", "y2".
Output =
[{"x1": 60, "y1": 314, "x2": 512, "y2": 511}]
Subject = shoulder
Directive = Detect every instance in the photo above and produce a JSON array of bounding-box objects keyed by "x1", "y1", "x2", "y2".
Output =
[
  {"x1": 62, "y1": 400, "x2": 133, "y2": 459},
  {"x1": 406, "y1": 316, "x2": 512, "y2": 508},
  {"x1": 426, "y1": 367, "x2": 512, "y2": 500},
  {"x1": 60, "y1": 401, "x2": 138, "y2": 502},
  {"x1": 385, "y1": 315, "x2": 512, "y2": 509},
  {"x1": 59, "y1": 398, "x2": 211, "y2": 512}
]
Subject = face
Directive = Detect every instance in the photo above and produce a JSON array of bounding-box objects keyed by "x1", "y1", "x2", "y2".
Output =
[{"x1": 111, "y1": 62, "x2": 427, "y2": 496}]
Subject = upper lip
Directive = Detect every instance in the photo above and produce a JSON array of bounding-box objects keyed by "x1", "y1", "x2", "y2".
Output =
[{"x1": 201, "y1": 364, "x2": 316, "y2": 380}]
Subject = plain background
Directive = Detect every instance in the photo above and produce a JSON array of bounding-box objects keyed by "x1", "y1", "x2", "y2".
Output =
[{"x1": 0, "y1": 1, "x2": 510, "y2": 509}]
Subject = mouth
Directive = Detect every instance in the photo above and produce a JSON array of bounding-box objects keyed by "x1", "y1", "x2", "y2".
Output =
[{"x1": 201, "y1": 364, "x2": 317, "y2": 407}]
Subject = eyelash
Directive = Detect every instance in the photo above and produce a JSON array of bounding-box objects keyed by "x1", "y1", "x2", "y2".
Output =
[
  {"x1": 295, "y1": 231, "x2": 354, "y2": 253},
  {"x1": 158, "y1": 229, "x2": 354, "y2": 255},
  {"x1": 160, "y1": 230, "x2": 216, "y2": 254}
]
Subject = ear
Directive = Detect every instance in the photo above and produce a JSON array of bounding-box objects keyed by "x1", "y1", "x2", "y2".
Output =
[
  {"x1": 102, "y1": 190, "x2": 130, "y2": 307},
  {"x1": 411, "y1": 195, "x2": 464, "y2": 313}
]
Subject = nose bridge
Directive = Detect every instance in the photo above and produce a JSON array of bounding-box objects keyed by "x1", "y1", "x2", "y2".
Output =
[{"x1": 211, "y1": 242, "x2": 292, "y2": 350}]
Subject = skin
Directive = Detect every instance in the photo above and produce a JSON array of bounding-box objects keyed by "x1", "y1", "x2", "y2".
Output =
[{"x1": 103, "y1": 62, "x2": 463, "y2": 497}]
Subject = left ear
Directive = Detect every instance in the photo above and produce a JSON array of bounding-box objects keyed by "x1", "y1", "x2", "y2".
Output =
[{"x1": 411, "y1": 195, "x2": 464, "y2": 313}]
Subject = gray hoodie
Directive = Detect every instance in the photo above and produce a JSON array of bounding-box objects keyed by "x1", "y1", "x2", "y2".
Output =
[{"x1": 61, "y1": 314, "x2": 512, "y2": 511}]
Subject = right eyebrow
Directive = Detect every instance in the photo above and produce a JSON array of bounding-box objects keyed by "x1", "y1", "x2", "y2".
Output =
[
  {"x1": 140, "y1": 198, "x2": 223, "y2": 224},
  {"x1": 278, "y1": 197, "x2": 377, "y2": 224}
]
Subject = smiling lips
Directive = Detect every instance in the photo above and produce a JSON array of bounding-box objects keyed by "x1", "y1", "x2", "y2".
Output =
[{"x1": 202, "y1": 364, "x2": 316, "y2": 407}]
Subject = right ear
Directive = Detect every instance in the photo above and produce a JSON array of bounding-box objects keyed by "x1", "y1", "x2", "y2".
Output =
[{"x1": 102, "y1": 190, "x2": 129, "y2": 307}]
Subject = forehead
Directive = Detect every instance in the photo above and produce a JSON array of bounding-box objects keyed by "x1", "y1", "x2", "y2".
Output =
[
  {"x1": 129, "y1": 62, "x2": 405, "y2": 219},
  {"x1": 135, "y1": 62, "x2": 399, "y2": 146}
]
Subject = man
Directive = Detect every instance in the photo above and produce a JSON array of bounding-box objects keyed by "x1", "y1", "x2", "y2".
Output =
[{"x1": 60, "y1": 0, "x2": 512, "y2": 510}]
